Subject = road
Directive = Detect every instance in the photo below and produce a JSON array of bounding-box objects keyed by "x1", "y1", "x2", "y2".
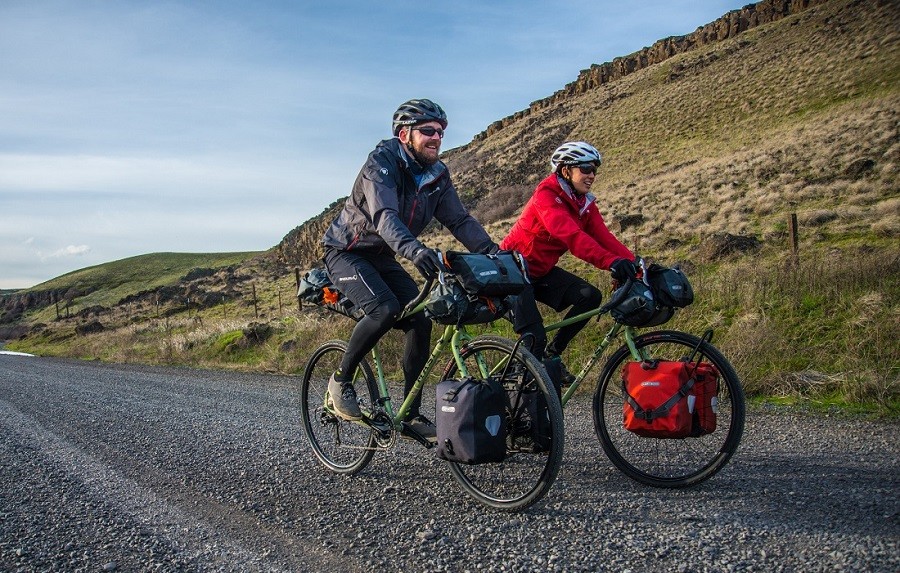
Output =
[{"x1": 1, "y1": 355, "x2": 897, "y2": 572}]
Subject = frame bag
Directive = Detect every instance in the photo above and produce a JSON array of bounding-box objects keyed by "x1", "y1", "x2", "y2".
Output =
[
  {"x1": 622, "y1": 360, "x2": 719, "y2": 438},
  {"x1": 445, "y1": 251, "x2": 529, "y2": 297},
  {"x1": 436, "y1": 377, "x2": 507, "y2": 464}
]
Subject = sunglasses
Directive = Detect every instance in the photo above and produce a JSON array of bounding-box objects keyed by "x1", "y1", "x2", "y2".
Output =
[
  {"x1": 573, "y1": 163, "x2": 598, "y2": 175},
  {"x1": 411, "y1": 126, "x2": 445, "y2": 138}
]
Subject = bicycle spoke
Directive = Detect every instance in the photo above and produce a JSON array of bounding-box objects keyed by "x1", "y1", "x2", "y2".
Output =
[{"x1": 593, "y1": 330, "x2": 745, "y2": 488}]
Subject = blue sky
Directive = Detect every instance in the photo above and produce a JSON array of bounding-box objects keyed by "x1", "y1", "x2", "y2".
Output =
[{"x1": 0, "y1": 1, "x2": 746, "y2": 289}]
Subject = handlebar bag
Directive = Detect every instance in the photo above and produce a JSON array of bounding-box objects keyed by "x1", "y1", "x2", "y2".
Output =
[
  {"x1": 436, "y1": 377, "x2": 507, "y2": 464},
  {"x1": 646, "y1": 264, "x2": 694, "y2": 308},
  {"x1": 445, "y1": 251, "x2": 529, "y2": 297},
  {"x1": 424, "y1": 280, "x2": 508, "y2": 325},
  {"x1": 609, "y1": 281, "x2": 674, "y2": 327},
  {"x1": 622, "y1": 360, "x2": 719, "y2": 438}
]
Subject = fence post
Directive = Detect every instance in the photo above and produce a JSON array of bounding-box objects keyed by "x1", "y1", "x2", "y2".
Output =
[
  {"x1": 788, "y1": 212, "x2": 800, "y2": 269},
  {"x1": 252, "y1": 283, "x2": 259, "y2": 319}
]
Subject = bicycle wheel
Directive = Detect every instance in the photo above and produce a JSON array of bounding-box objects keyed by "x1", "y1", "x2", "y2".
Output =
[
  {"x1": 593, "y1": 330, "x2": 745, "y2": 488},
  {"x1": 440, "y1": 335, "x2": 564, "y2": 512},
  {"x1": 300, "y1": 340, "x2": 379, "y2": 474}
]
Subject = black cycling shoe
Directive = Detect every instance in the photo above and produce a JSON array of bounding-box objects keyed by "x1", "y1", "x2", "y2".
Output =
[{"x1": 406, "y1": 414, "x2": 437, "y2": 442}]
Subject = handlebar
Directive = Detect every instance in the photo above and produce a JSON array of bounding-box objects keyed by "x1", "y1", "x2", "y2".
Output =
[
  {"x1": 598, "y1": 277, "x2": 634, "y2": 314},
  {"x1": 402, "y1": 276, "x2": 436, "y2": 315}
]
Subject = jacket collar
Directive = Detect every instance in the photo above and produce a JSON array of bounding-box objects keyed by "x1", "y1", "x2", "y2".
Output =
[
  {"x1": 390, "y1": 138, "x2": 445, "y2": 189},
  {"x1": 555, "y1": 174, "x2": 595, "y2": 216}
]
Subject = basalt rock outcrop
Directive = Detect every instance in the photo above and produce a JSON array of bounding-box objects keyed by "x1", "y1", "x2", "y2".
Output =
[{"x1": 472, "y1": 0, "x2": 831, "y2": 142}]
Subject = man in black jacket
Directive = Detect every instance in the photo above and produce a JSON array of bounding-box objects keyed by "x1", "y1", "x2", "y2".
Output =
[{"x1": 321, "y1": 98, "x2": 497, "y2": 440}]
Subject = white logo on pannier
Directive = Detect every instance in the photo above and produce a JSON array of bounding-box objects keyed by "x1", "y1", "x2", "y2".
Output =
[
  {"x1": 641, "y1": 381, "x2": 661, "y2": 386},
  {"x1": 441, "y1": 405, "x2": 456, "y2": 412},
  {"x1": 477, "y1": 270, "x2": 498, "y2": 277}
]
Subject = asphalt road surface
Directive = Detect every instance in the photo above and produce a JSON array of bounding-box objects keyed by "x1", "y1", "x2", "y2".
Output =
[{"x1": 1, "y1": 355, "x2": 897, "y2": 572}]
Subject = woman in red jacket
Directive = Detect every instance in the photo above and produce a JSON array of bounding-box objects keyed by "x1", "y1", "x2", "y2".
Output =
[{"x1": 501, "y1": 141, "x2": 639, "y2": 389}]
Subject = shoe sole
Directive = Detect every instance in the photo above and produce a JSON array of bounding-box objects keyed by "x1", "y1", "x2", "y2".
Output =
[{"x1": 326, "y1": 397, "x2": 363, "y2": 422}]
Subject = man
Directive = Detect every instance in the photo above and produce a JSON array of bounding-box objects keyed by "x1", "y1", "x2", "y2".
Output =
[{"x1": 321, "y1": 98, "x2": 498, "y2": 440}]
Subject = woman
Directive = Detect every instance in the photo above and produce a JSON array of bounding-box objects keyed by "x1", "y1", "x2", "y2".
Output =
[{"x1": 501, "y1": 141, "x2": 639, "y2": 388}]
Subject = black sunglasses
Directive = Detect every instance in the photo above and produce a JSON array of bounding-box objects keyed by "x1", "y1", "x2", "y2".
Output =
[
  {"x1": 573, "y1": 163, "x2": 598, "y2": 175},
  {"x1": 411, "y1": 126, "x2": 444, "y2": 138}
]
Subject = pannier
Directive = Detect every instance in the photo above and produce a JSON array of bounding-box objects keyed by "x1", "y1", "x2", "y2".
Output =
[
  {"x1": 444, "y1": 251, "x2": 529, "y2": 297},
  {"x1": 424, "y1": 278, "x2": 508, "y2": 326},
  {"x1": 436, "y1": 377, "x2": 508, "y2": 464},
  {"x1": 297, "y1": 268, "x2": 363, "y2": 320},
  {"x1": 505, "y1": 376, "x2": 552, "y2": 453},
  {"x1": 621, "y1": 360, "x2": 719, "y2": 439}
]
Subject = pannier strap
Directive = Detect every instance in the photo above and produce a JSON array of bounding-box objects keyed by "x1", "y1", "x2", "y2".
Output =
[{"x1": 623, "y1": 375, "x2": 697, "y2": 422}]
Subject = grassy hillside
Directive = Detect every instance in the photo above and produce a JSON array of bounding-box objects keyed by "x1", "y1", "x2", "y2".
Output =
[{"x1": 4, "y1": 0, "x2": 898, "y2": 413}]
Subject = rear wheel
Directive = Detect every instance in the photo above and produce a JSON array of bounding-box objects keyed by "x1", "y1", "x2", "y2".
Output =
[
  {"x1": 300, "y1": 340, "x2": 379, "y2": 474},
  {"x1": 440, "y1": 335, "x2": 564, "y2": 512},
  {"x1": 593, "y1": 330, "x2": 745, "y2": 487}
]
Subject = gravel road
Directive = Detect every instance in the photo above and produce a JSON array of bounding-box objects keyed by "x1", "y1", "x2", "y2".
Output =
[{"x1": 1, "y1": 354, "x2": 897, "y2": 572}]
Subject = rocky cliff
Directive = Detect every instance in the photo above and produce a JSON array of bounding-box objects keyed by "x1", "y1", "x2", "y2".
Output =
[{"x1": 471, "y1": 0, "x2": 831, "y2": 142}]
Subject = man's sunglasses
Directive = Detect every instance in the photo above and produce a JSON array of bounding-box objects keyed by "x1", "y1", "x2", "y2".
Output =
[
  {"x1": 411, "y1": 126, "x2": 445, "y2": 138},
  {"x1": 573, "y1": 163, "x2": 598, "y2": 175}
]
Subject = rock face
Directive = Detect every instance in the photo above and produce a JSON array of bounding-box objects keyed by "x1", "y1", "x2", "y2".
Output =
[{"x1": 472, "y1": 0, "x2": 830, "y2": 141}]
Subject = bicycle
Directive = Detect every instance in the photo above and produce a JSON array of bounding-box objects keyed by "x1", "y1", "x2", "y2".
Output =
[
  {"x1": 538, "y1": 275, "x2": 746, "y2": 488},
  {"x1": 299, "y1": 274, "x2": 565, "y2": 512}
]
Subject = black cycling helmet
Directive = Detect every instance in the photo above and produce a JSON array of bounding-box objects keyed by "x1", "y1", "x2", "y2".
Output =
[{"x1": 392, "y1": 99, "x2": 448, "y2": 136}]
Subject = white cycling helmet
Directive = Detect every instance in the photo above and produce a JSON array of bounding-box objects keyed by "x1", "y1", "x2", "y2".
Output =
[{"x1": 550, "y1": 141, "x2": 602, "y2": 173}]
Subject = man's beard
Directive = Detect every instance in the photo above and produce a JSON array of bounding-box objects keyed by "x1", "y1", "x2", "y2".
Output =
[{"x1": 407, "y1": 141, "x2": 439, "y2": 166}]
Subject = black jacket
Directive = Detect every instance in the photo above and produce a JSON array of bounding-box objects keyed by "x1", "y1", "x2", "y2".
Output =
[{"x1": 322, "y1": 138, "x2": 493, "y2": 260}]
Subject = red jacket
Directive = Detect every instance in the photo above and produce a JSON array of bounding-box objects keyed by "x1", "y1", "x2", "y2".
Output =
[{"x1": 500, "y1": 174, "x2": 634, "y2": 278}]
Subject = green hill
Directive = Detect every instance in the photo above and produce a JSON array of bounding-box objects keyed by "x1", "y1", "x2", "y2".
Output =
[{"x1": 3, "y1": 0, "x2": 898, "y2": 412}]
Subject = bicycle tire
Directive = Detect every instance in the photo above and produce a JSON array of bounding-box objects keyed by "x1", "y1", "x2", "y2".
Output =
[
  {"x1": 592, "y1": 330, "x2": 745, "y2": 488},
  {"x1": 440, "y1": 335, "x2": 564, "y2": 512},
  {"x1": 300, "y1": 340, "x2": 379, "y2": 475}
]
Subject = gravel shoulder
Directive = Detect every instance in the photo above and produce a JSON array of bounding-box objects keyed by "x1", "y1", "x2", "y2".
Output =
[{"x1": 1, "y1": 355, "x2": 897, "y2": 572}]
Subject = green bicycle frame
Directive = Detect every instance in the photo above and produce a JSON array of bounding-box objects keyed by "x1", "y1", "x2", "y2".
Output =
[
  {"x1": 541, "y1": 305, "x2": 643, "y2": 407},
  {"x1": 354, "y1": 294, "x2": 480, "y2": 430}
]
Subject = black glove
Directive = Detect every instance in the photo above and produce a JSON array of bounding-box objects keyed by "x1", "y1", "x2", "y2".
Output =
[
  {"x1": 610, "y1": 258, "x2": 638, "y2": 283},
  {"x1": 477, "y1": 240, "x2": 500, "y2": 255},
  {"x1": 412, "y1": 247, "x2": 443, "y2": 280}
]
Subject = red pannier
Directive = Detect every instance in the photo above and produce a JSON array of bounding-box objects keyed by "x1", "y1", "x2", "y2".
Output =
[{"x1": 622, "y1": 360, "x2": 719, "y2": 438}]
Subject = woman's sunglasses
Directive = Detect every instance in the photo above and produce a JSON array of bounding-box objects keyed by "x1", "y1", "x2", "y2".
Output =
[
  {"x1": 411, "y1": 126, "x2": 445, "y2": 138},
  {"x1": 573, "y1": 163, "x2": 598, "y2": 175}
]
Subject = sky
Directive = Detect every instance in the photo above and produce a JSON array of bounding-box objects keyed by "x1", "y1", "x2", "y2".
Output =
[{"x1": 0, "y1": 0, "x2": 747, "y2": 290}]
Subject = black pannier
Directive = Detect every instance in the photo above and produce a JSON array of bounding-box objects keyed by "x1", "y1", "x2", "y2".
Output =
[
  {"x1": 297, "y1": 267, "x2": 363, "y2": 320},
  {"x1": 445, "y1": 251, "x2": 529, "y2": 297},
  {"x1": 505, "y1": 376, "x2": 552, "y2": 453},
  {"x1": 436, "y1": 377, "x2": 508, "y2": 464}
]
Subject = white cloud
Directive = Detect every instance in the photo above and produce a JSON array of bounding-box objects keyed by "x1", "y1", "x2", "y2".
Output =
[{"x1": 41, "y1": 245, "x2": 91, "y2": 261}]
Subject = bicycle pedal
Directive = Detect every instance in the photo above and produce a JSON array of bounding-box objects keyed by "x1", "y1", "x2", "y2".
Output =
[{"x1": 400, "y1": 422, "x2": 436, "y2": 448}]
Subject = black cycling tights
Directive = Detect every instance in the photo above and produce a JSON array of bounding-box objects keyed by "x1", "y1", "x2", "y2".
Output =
[
  {"x1": 338, "y1": 300, "x2": 432, "y2": 416},
  {"x1": 545, "y1": 280, "x2": 603, "y2": 357}
]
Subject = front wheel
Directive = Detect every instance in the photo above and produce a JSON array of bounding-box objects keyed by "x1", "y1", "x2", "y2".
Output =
[
  {"x1": 440, "y1": 335, "x2": 564, "y2": 512},
  {"x1": 300, "y1": 340, "x2": 379, "y2": 474},
  {"x1": 593, "y1": 330, "x2": 745, "y2": 488}
]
